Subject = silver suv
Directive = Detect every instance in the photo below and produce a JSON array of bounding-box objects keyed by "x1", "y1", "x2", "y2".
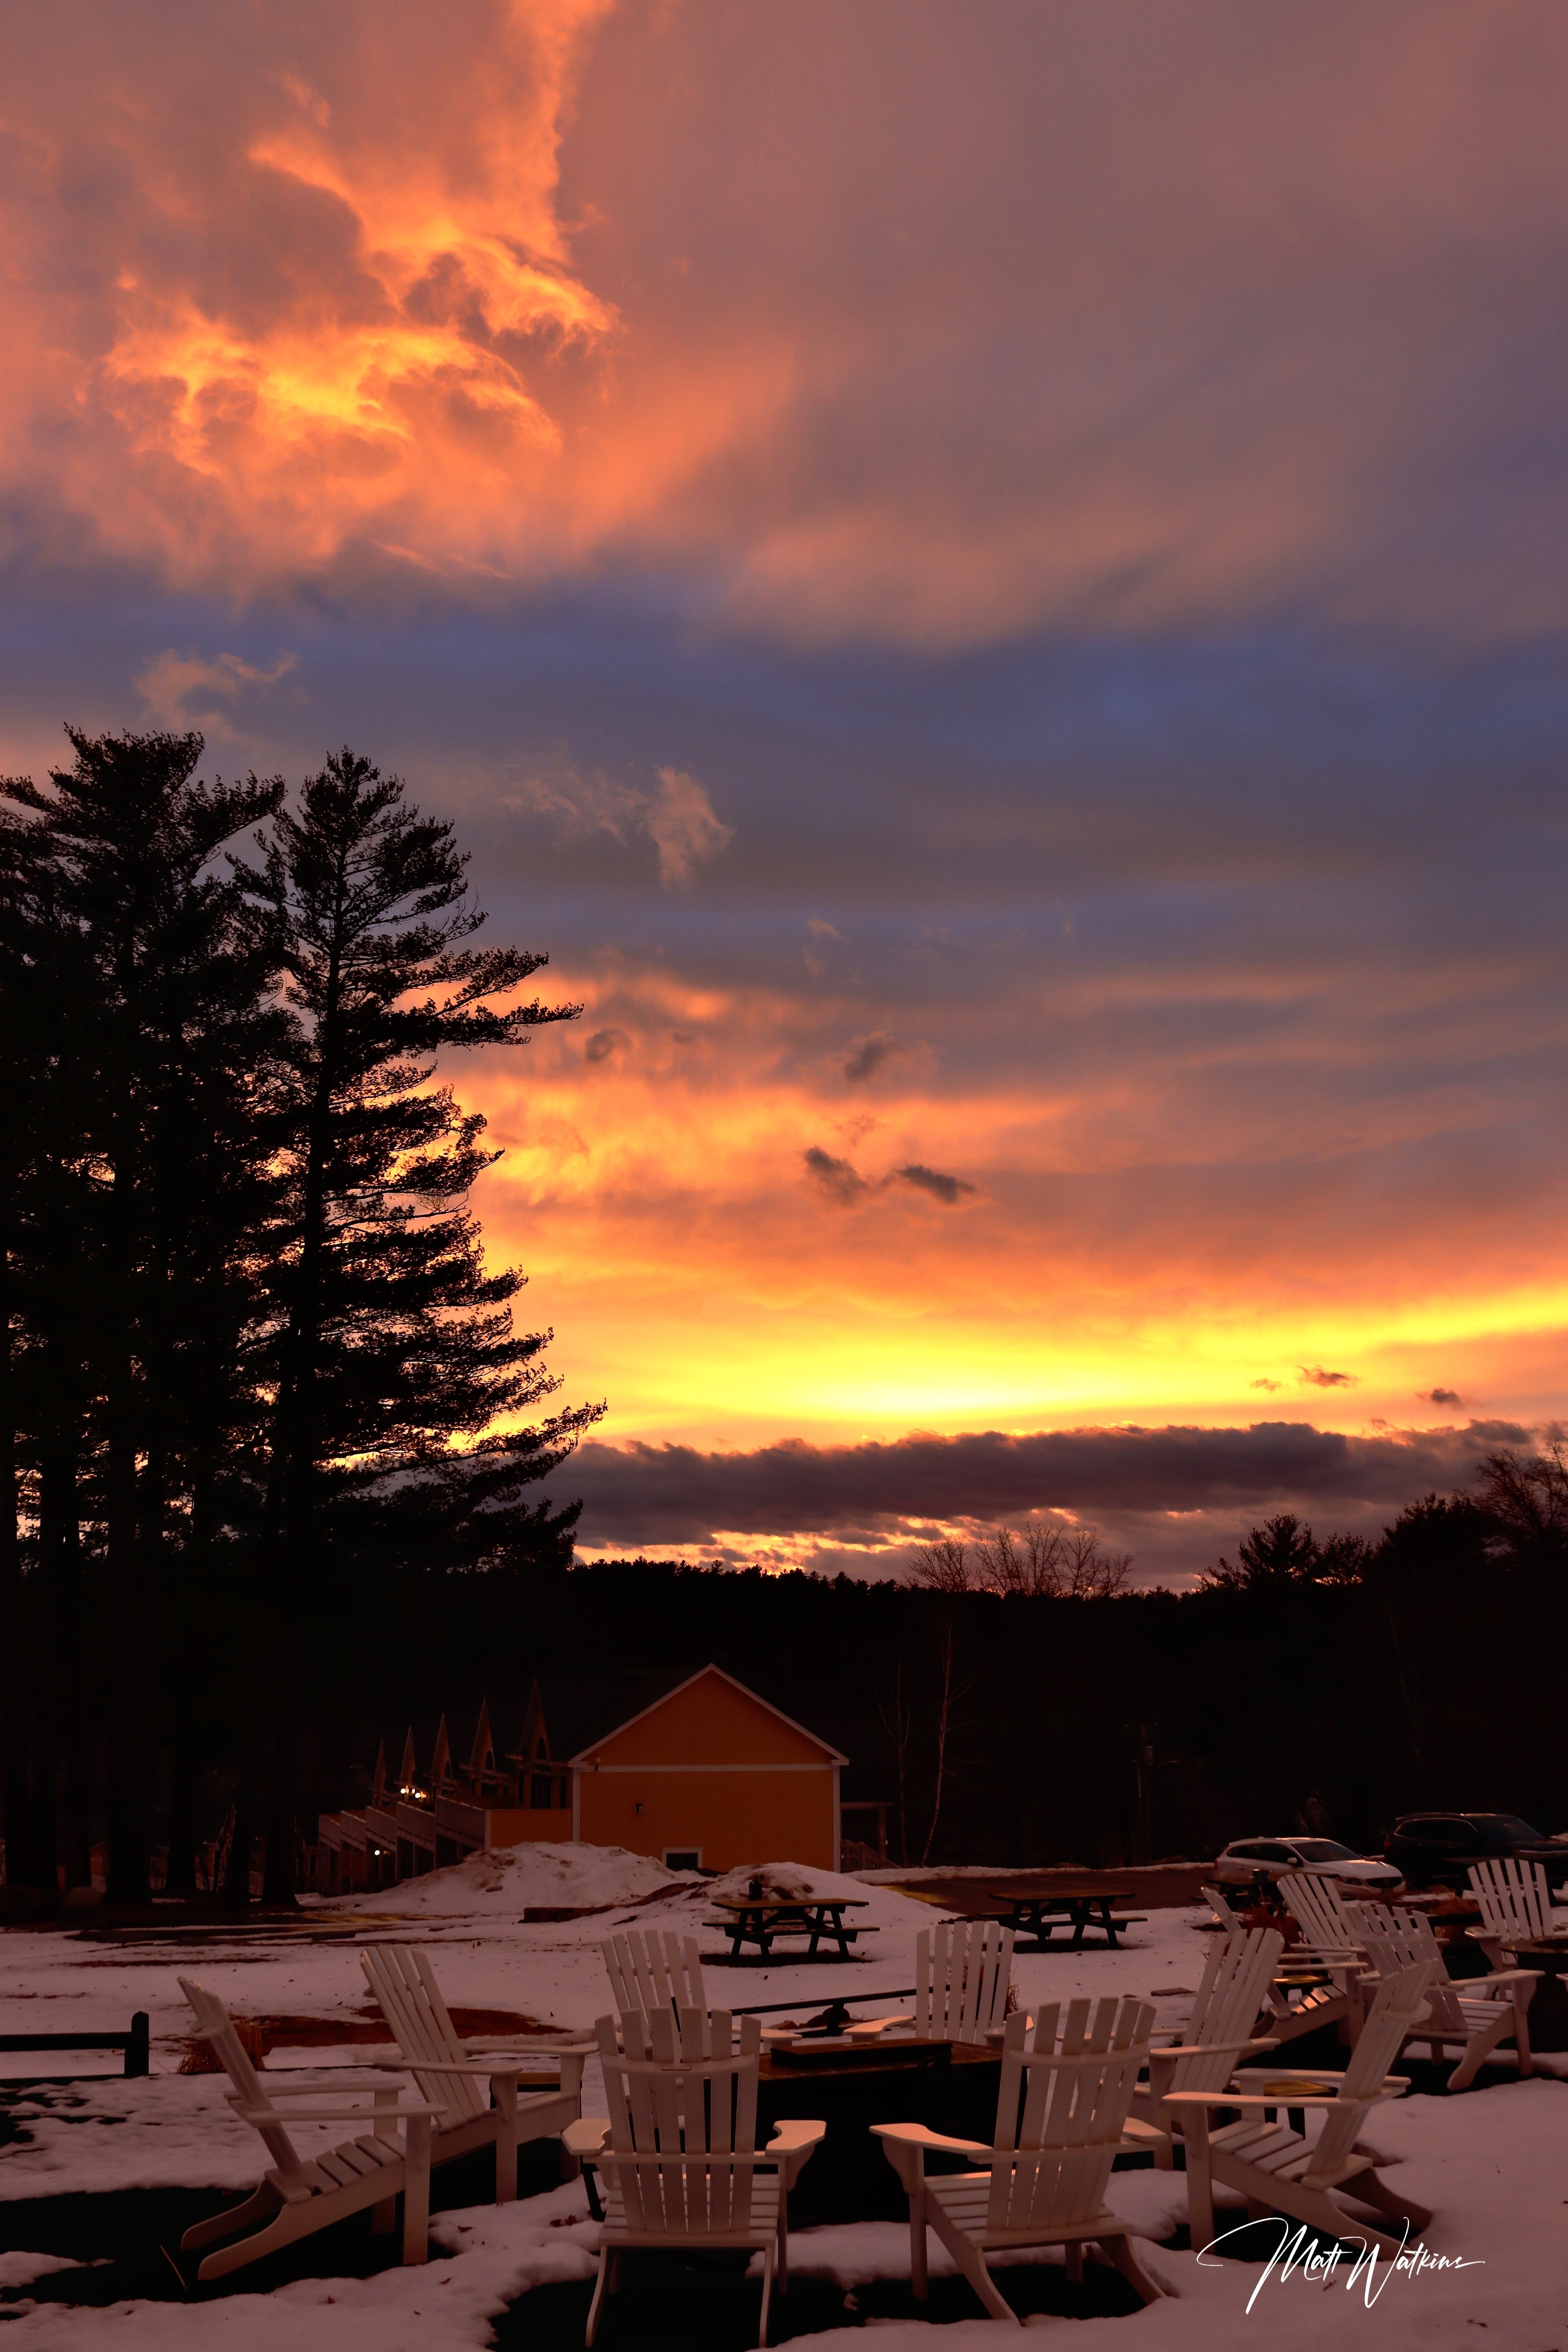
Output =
[{"x1": 1214, "y1": 1836, "x2": 1403, "y2": 1892}]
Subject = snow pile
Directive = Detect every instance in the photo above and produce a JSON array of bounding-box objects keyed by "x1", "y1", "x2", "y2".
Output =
[
  {"x1": 707, "y1": 1860, "x2": 892, "y2": 1905},
  {"x1": 323, "y1": 1841, "x2": 691, "y2": 1919}
]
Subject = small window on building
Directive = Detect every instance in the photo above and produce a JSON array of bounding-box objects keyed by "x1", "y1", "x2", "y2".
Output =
[{"x1": 663, "y1": 1847, "x2": 702, "y2": 1872}]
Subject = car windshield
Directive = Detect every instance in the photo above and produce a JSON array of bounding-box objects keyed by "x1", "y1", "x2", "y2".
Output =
[
  {"x1": 1474, "y1": 1815, "x2": 1545, "y2": 1847},
  {"x1": 1289, "y1": 1839, "x2": 1356, "y2": 1862}
]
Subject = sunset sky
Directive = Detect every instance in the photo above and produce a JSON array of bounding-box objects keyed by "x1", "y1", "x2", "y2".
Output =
[{"x1": 6, "y1": 1, "x2": 1568, "y2": 1582}]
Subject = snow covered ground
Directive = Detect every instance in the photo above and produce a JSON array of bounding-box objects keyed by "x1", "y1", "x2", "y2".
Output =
[{"x1": 0, "y1": 1844, "x2": 1564, "y2": 2346}]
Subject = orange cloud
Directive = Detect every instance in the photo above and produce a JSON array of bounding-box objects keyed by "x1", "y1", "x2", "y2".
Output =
[
  {"x1": 457, "y1": 949, "x2": 1568, "y2": 1465},
  {"x1": 2, "y1": 1, "x2": 615, "y2": 579},
  {"x1": 8, "y1": 3, "x2": 1568, "y2": 637}
]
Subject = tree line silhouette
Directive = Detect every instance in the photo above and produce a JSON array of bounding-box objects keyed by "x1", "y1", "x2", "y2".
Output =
[
  {"x1": 1, "y1": 730, "x2": 599, "y2": 1907},
  {"x1": 307, "y1": 1458, "x2": 1566, "y2": 1881}
]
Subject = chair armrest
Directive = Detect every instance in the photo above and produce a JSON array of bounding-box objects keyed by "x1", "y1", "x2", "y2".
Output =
[
  {"x1": 1151, "y1": 2037, "x2": 1279, "y2": 2061},
  {"x1": 767, "y1": 2119, "x2": 827, "y2": 2155},
  {"x1": 1161, "y1": 2090, "x2": 1338, "y2": 2112},
  {"x1": 369, "y1": 2056, "x2": 537, "y2": 2077},
  {"x1": 869, "y1": 2121, "x2": 994, "y2": 2162},
  {"x1": 1465, "y1": 1969, "x2": 1543, "y2": 1990},
  {"x1": 1165, "y1": 2077, "x2": 1407, "y2": 2112},
  {"x1": 234, "y1": 2075, "x2": 412, "y2": 2096},
  {"x1": 463, "y1": 2036, "x2": 596, "y2": 2055},
  {"x1": 1231, "y1": 2068, "x2": 1350, "y2": 2086},
  {"x1": 233, "y1": 2101, "x2": 446, "y2": 2124},
  {"x1": 563, "y1": 2117, "x2": 609, "y2": 2159}
]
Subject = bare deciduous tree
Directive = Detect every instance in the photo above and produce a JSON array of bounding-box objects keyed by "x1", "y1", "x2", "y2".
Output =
[
  {"x1": 908, "y1": 1534, "x2": 974, "y2": 1591},
  {"x1": 970, "y1": 1521, "x2": 1131, "y2": 1598}
]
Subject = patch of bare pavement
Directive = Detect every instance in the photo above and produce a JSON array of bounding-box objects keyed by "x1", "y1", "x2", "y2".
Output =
[{"x1": 883, "y1": 1864, "x2": 1213, "y2": 1912}]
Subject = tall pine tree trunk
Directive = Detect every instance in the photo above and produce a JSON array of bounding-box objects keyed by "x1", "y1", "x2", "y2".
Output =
[
  {"x1": 258, "y1": 930, "x2": 341, "y2": 1908},
  {"x1": 0, "y1": 1181, "x2": 34, "y2": 1901},
  {"x1": 103, "y1": 1047, "x2": 150, "y2": 1906}
]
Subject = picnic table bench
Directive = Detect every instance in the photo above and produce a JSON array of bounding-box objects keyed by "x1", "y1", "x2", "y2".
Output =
[
  {"x1": 988, "y1": 1888, "x2": 1146, "y2": 1950},
  {"x1": 705, "y1": 1895, "x2": 874, "y2": 1962}
]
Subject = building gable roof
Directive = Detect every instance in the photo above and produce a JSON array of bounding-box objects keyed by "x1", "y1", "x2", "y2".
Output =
[{"x1": 558, "y1": 1662, "x2": 848, "y2": 1768}]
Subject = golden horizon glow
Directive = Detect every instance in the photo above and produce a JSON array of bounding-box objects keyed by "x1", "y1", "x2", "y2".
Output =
[{"x1": 462, "y1": 963, "x2": 1568, "y2": 1461}]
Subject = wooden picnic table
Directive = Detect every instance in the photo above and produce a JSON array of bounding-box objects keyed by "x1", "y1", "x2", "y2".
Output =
[
  {"x1": 705, "y1": 1895, "x2": 874, "y2": 1962},
  {"x1": 987, "y1": 1885, "x2": 1147, "y2": 1950}
]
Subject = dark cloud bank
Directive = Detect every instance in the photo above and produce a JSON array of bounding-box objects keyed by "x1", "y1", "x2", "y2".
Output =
[{"x1": 564, "y1": 1418, "x2": 1529, "y2": 1559}]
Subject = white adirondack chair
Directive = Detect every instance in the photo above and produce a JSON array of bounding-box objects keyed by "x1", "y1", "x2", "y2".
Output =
[
  {"x1": 564, "y1": 2002, "x2": 751, "y2": 2223},
  {"x1": 1355, "y1": 1907, "x2": 1539, "y2": 2091},
  {"x1": 612, "y1": 2002, "x2": 738, "y2": 2062},
  {"x1": 571, "y1": 2012, "x2": 824, "y2": 2349},
  {"x1": 1467, "y1": 1859, "x2": 1568, "y2": 1968},
  {"x1": 1167, "y1": 1960, "x2": 1437, "y2": 2261},
  {"x1": 1193, "y1": 1883, "x2": 1345, "y2": 2046},
  {"x1": 177, "y1": 1978, "x2": 440, "y2": 2282},
  {"x1": 1277, "y1": 1870, "x2": 1381, "y2": 2041},
  {"x1": 601, "y1": 1930, "x2": 707, "y2": 2025},
  {"x1": 914, "y1": 1921, "x2": 1015, "y2": 2043},
  {"x1": 873, "y1": 1996, "x2": 1165, "y2": 2322},
  {"x1": 1278, "y1": 1870, "x2": 1370, "y2": 1957},
  {"x1": 1123, "y1": 1927, "x2": 1283, "y2": 2165},
  {"x1": 361, "y1": 1945, "x2": 585, "y2": 2201}
]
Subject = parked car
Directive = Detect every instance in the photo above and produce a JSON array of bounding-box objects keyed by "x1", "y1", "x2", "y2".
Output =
[
  {"x1": 1213, "y1": 1837, "x2": 1403, "y2": 1892},
  {"x1": 1383, "y1": 1812, "x2": 1568, "y2": 1893}
]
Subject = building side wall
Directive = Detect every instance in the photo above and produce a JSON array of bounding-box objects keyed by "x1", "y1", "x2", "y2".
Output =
[{"x1": 576, "y1": 1764, "x2": 836, "y2": 1870}]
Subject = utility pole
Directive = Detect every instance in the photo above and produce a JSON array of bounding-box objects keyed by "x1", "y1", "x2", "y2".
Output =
[{"x1": 1131, "y1": 1723, "x2": 1155, "y2": 1866}]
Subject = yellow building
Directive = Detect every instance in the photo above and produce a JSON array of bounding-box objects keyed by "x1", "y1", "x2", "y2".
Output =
[{"x1": 545, "y1": 1664, "x2": 846, "y2": 1872}]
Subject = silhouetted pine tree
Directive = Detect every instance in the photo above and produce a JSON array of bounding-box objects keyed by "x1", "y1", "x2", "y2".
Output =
[
  {"x1": 3, "y1": 733, "x2": 286, "y2": 1901},
  {"x1": 248, "y1": 747, "x2": 599, "y2": 1901}
]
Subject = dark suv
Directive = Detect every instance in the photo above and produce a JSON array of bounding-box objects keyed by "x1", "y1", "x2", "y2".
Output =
[{"x1": 1384, "y1": 1812, "x2": 1568, "y2": 1893}]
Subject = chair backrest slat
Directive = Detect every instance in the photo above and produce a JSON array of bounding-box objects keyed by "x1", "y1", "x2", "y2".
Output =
[
  {"x1": 1279, "y1": 1871, "x2": 1365, "y2": 1956},
  {"x1": 362, "y1": 1945, "x2": 485, "y2": 2126},
  {"x1": 985, "y1": 2000, "x2": 1153, "y2": 2237},
  {"x1": 1308, "y1": 1960, "x2": 1432, "y2": 2178},
  {"x1": 1353, "y1": 1908, "x2": 1465, "y2": 2034},
  {"x1": 1354, "y1": 1891, "x2": 1476, "y2": 2022},
  {"x1": 1163, "y1": 1927, "x2": 1282, "y2": 2096},
  {"x1": 179, "y1": 1978, "x2": 312, "y2": 2194},
  {"x1": 617, "y1": 2005, "x2": 749, "y2": 2065},
  {"x1": 913, "y1": 1922, "x2": 1015, "y2": 2043},
  {"x1": 596, "y1": 2023, "x2": 762, "y2": 2241},
  {"x1": 1468, "y1": 1857, "x2": 1554, "y2": 1940},
  {"x1": 601, "y1": 1931, "x2": 706, "y2": 2026}
]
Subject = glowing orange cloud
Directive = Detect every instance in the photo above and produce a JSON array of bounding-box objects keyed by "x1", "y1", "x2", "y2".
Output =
[
  {"x1": 8, "y1": 3, "x2": 1568, "y2": 636},
  {"x1": 459, "y1": 951, "x2": 1568, "y2": 1486},
  {"x1": 2, "y1": 1, "x2": 616, "y2": 578}
]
